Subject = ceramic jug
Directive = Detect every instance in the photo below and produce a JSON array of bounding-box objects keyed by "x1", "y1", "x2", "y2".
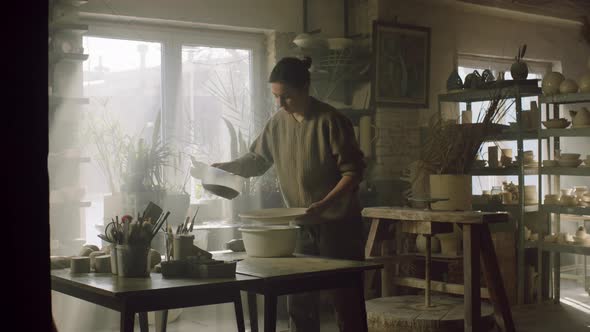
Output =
[{"x1": 569, "y1": 107, "x2": 590, "y2": 128}]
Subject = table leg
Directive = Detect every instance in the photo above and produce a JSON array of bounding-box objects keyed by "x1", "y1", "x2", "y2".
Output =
[
  {"x1": 537, "y1": 246, "x2": 543, "y2": 304},
  {"x1": 356, "y1": 273, "x2": 369, "y2": 332},
  {"x1": 120, "y1": 308, "x2": 135, "y2": 332},
  {"x1": 463, "y1": 224, "x2": 481, "y2": 332},
  {"x1": 263, "y1": 294, "x2": 277, "y2": 332},
  {"x1": 248, "y1": 292, "x2": 259, "y2": 332},
  {"x1": 155, "y1": 310, "x2": 168, "y2": 332},
  {"x1": 365, "y1": 218, "x2": 381, "y2": 296},
  {"x1": 424, "y1": 234, "x2": 433, "y2": 307},
  {"x1": 234, "y1": 292, "x2": 246, "y2": 332},
  {"x1": 480, "y1": 224, "x2": 515, "y2": 332},
  {"x1": 138, "y1": 312, "x2": 148, "y2": 332}
]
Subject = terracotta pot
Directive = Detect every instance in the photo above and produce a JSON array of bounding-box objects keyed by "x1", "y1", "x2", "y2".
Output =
[{"x1": 429, "y1": 174, "x2": 472, "y2": 211}]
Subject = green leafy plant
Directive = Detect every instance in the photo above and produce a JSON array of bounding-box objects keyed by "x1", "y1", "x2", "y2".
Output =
[{"x1": 85, "y1": 103, "x2": 173, "y2": 194}]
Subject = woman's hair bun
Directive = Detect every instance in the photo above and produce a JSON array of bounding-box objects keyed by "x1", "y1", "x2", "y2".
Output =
[{"x1": 301, "y1": 56, "x2": 312, "y2": 69}]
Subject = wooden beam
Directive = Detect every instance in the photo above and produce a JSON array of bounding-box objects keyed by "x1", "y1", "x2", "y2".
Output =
[
  {"x1": 393, "y1": 277, "x2": 490, "y2": 299},
  {"x1": 457, "y1": 0, "x2": 589, "y2": 22}
]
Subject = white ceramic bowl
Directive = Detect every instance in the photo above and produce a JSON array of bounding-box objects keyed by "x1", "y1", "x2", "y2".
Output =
[
  {"x1": 558, "y1": 159, "x2": 582, "y2": 168},
  {"x1": 542, "y1": 119, "x2": 570, "y2": 129},
  {"x1": 239, "y1": 225, "x2": 300, "y2": 257},
  {"x1": 559, "y1": 153, "x2": 581, "y2": 160}
]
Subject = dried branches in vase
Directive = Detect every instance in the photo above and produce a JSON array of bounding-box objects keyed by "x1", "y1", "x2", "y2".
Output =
[{"x1": 420, "y1": 93, "x2": 514, "y2": 175}]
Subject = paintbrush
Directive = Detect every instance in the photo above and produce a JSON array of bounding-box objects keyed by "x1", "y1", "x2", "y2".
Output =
[
  {"x1": 189, "y1": 207, "x2": 199, "y2": 233},
  {"x1": 151, "y1": 211, "x2": 171, "y2": 239}
]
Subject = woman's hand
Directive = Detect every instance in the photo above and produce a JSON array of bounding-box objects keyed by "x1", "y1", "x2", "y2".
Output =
[{"x1": 306, "y1": 199, "x2": 330, "y2": 215}]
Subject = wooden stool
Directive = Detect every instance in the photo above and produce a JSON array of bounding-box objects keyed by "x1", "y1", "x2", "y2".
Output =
[{"x1": 366, "y1": 295, "x2": 495, "y2": 332}]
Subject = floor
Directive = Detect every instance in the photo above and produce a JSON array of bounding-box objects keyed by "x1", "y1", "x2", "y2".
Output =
[{"x1": 53, "y1": 281, "x2": 590, "y2": 332}]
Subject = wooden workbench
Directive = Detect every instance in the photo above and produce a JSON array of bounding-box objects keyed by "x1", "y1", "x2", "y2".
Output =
[{"x1": 362, "y1": 207, "x2": 514, "y2": 332}]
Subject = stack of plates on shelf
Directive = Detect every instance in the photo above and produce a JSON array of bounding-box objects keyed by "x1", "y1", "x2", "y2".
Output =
[
  {"x1": 524, "y1": 161, "x2": 539, "y2": 168},
  {"x1": 557, "y1": 153, "x2": 582, "y2": 167}
]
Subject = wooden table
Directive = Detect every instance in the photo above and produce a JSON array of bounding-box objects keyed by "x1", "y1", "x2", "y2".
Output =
[
  {"x1": 50, "y1": 269, "x2": 258, "y2": 332},
  {"x1": 362, "y1": 207, "x2": 515, "y2": 332},
  {"x1": 213, "y1": 252, "x2": 383, "y2": 332}
]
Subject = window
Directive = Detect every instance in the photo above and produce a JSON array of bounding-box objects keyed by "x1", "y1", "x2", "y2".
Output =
[
  {"x1": 68, "y1": 21, "x2": 264, "y2": 250},
  {"x1": 457, "y1": 55, "x2": 552, "y2": 195}
]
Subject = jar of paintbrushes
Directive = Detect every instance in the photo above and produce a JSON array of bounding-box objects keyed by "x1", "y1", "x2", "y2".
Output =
[{"x1": 99, "y1": 206, "x2": 170, "y2": 277}]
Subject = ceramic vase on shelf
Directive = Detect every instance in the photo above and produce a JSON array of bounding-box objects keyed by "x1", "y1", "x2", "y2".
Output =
[
  {"x1": 429, "y1": 174, "x2": 472, "y2": 211},
  {"x1": 510, "y1": 61, "x2": 528, "y2": 80}
]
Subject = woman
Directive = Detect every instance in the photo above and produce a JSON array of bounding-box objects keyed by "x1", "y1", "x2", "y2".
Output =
[{"x1": 208, "y1": 56, "x2": 366, "y2": 332}]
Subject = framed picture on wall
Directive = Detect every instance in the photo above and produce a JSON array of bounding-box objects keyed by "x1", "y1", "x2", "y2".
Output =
[{"x1": 372, "y1": 21, "x2": 431, "y2": 108}]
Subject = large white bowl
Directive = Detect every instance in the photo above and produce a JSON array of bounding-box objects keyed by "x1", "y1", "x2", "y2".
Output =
[
  {"x1": 558, "y1": 159, "x2": 582, "y2": 168},
  {"x1": 239, "y1": 225, "x2": 300, "y2": 257},
  {"x1": 560, "y1": 153, "x2": 581, "y2": 160}
]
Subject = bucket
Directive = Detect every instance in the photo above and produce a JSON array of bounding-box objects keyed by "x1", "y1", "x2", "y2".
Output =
[{"x1": 116, "y1": 245, "x2": 150, "y2": 277}]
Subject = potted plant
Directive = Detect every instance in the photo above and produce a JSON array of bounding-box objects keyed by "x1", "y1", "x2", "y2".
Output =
[
  {"x1": 412, "y1": 93, "x2": 512, "y2": 211},
  {"x1": 86, "y1": 108, "x2": 190, "y2": 252}
]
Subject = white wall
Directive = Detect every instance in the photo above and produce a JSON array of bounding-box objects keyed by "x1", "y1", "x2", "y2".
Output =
[
  {"x1": 370, "y1": 0, "x2": 590, "y2": 180},
  {"x1": 81, "y1": 0, "x2": 303, "y2": 32}
]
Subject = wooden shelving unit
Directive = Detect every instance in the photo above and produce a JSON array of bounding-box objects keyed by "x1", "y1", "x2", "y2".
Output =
[
  {"x1": 438, "y1": 80, "x2": 543, "y2": 305},
  {"x1": 48, "y1": 0, "x2": 90, "y2": 255},
  {"x1": 537, "y1": 92, "x2": 590, "y2": 303}
]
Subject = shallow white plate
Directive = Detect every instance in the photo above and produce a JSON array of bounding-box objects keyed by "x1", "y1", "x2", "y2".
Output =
[{"x1": 238, "y1": 208, "x2": 308, "y2": 223}]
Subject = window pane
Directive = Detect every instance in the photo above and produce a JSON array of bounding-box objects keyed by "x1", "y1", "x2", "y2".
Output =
[
  {"x1": 180, "y1": 46, "x2": 253, "y2": 214},
  {"x1": 80, "y1": 36, "x2": 162, "y2": 248}
]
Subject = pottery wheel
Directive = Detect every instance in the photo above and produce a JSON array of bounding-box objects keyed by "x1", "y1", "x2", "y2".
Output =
[{"x1": 366, "y1": 295, "x2": 495, "y2": 332}]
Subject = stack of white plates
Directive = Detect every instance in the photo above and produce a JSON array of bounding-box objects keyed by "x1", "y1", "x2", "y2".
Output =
[{"x1": 558, "y1": 159, "x2": 582, "y2": 167}]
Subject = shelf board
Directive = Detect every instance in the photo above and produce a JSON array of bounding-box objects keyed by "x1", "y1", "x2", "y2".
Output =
[
  {"x1": 470, "y1": 167, "x2": 538, "y2": 176},
  {"x1": 485, "y1": 128, "x2": 538, "y2": 141},
  {"x1": 473, "y1": 203, "x2": 538, "y2": 213},
  {"x1": 49, "y1": 52, "x2": 89, "y2": 65},
  {"x1": 541, "y1": 204, "x2": 590, "y2": 216},
  {"x1": 405, "y1": 252, "x2": 463, "y2": 261},
  {"x1": 438, "y1": 85, "x2": 541, "y2": 103},
  {"x1": 49, "y1": 96, "x2": 89, "y2": 107},
  {"x1": 539, "y1": 92, "x2": 590, "y2": 104},
  {"x1": 538, "y1": 241, "x2": 590, "y2": 255},
  {"x1": 49, "y1": 23, "x2": 88, "y2": 34},
  {"x1": 541, "y1": 167, "x2": 590, "y2": 176},
  {"x1": 540, "y1": 127, "x2": 590, "y2": 138}
]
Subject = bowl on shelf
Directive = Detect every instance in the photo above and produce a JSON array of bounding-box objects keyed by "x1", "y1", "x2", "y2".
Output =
[
  {"x1": 542, "y1": 118, "x2": 570, "y2": 129},
  {"x1": 559, "y1": 153, "x2": 581, "y2": 160},
  {"x1": 542, "y1": 160, "x2": 558, "y2": 167},
  {"x1": 557, "y1": 159, "x2": 582, "y2": 168}
]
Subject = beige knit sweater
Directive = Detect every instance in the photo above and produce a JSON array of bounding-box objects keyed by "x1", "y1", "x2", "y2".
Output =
[{"x1": 217, "y1": 97, "x2": 366, "y2": 221}]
